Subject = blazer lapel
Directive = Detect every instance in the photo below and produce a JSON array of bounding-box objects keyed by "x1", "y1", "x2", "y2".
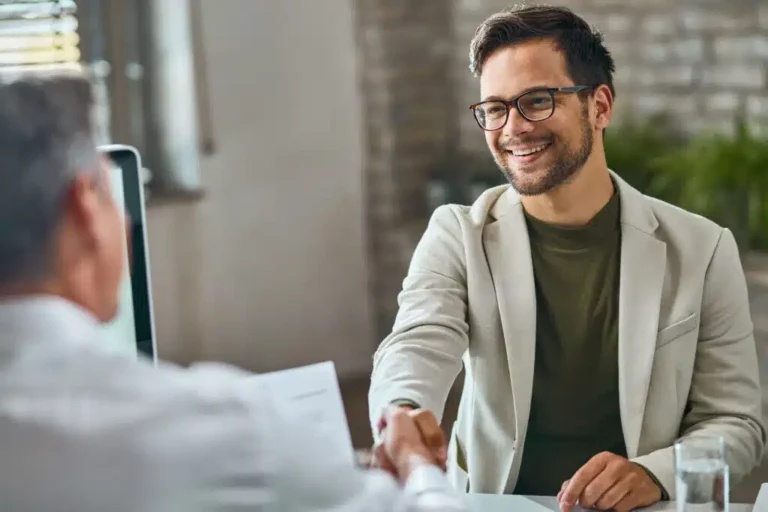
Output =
[
  {"x1": 614, "y1": 174, "x2": 667, "y2": 457},
  {"x1": 482, "y1": 191, "x2": 537, "y2": 491}
]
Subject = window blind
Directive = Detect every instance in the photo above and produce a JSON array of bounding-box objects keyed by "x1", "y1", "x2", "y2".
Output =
[{"x1": 0, "y1": 0, "x2": 81, "y2": 76}]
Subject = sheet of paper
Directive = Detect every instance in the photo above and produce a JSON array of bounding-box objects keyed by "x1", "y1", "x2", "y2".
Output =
[
  {"x1": 257, "y1": 361, "x2": 355, "y2": 466},
  {"x1": 755, "y1": 483, "x2": 768, "y2": 511}
]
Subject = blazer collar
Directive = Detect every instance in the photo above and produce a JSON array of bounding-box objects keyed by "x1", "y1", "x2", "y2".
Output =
[{"x1": 482, "y1": 169, "x2": 659, "y2": 236}]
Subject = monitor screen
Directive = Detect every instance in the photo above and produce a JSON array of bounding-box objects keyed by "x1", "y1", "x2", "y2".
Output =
[{"x1": 99, "y1": 145, "x2": 156, "y2": 360}]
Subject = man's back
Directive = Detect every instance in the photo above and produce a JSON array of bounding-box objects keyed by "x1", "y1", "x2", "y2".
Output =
[
  {"x1": 0, "y1": 296, "x2": 275, "y2": 511},
  {"x1": 0, "y1": 297, "x2": 466, "y2": 512}
]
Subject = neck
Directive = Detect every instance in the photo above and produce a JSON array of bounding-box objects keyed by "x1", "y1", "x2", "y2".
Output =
[
  {"x1": 520, "y1": 160, "x2": 614, "y2": 226},
  {"x1": 0, "y1": 281, "x2": 59, "y2": 299},
  {"x1": 0, "y1": 279, "x2": 88, "y2": 314}
]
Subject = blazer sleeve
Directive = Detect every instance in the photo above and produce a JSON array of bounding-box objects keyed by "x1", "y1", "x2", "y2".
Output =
[
  {"x1": 631, "y1": 228, "x2": 767, "y2": 498},
  {"x1": 369, "y1": 205, "x2": 470, "y2": 433}
]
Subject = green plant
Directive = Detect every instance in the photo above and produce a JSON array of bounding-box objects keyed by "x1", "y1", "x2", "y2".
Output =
[
  {"x1": 652, "y1": 118, "x2": 768, "y2": 250},
  {"x1": 604, "y1": 113, "x2": 686, "y2": 202}
]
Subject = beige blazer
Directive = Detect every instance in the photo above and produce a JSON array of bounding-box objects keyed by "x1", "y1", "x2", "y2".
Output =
[{"x1": 369, "y1": 172, "x2": 766, "y2": 498}]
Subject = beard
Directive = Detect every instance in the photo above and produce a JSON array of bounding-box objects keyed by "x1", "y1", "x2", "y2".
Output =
[{"x1": 493, "y1": 104, "x2": 593, "y2": 196}]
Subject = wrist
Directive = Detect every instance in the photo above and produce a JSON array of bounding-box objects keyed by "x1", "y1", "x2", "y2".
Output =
[{"x1": 633, "y1": 462, "x2": 667, "y2": 501}]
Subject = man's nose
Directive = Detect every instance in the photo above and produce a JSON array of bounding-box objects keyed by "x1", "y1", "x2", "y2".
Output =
[{"x1": 502, "y1": 106, "x2": 536, "y2": 138}]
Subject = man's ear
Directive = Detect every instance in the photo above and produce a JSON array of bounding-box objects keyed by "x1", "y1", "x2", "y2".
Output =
[
  {"x1": 65, "y1": 174, "x2": 101, "y2": 246},
  {"x1": 593, "y1": 84, "x2": 613, "y2": 131}
]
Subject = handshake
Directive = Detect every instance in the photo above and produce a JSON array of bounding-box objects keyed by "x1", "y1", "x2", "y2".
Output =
[{"x1": 366, "y1": 404, "x2": 448, "y2": 484}]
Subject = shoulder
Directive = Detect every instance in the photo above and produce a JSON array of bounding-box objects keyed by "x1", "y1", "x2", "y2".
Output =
[
  {"x1": 644, "y1": 195, "x2": 724, "y2": 237},
  {"x1": 414, "y1": 187, "x2": 509, "y2": 264},
  {"x1": 614, "y1": 173, "x2": 725, "y2": 256},
  {"x1": 640, "y1": 194, "x2": 727, "y2": 259},
  {"x1": 76, "y1": 351, "x2": 268, "y2": 442},
  {"x1": 34, "y1": 339, "x2": 269, "y2": 453},
  {"x1": 60, "y1": 338, "x2": 259, "y2": 407},
  {"x1": 428, "y1": 184, "x2": 515, "y2": 233}
]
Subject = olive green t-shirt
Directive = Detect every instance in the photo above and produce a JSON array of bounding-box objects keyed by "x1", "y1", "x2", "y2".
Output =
[{"x1": 513, "y1": 191, "x2": 626, "y2": 496}]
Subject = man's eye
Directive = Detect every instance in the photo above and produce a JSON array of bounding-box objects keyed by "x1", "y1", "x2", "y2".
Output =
[{"x1": 485, "y1": 106, "x2": 506, "y2": 117}]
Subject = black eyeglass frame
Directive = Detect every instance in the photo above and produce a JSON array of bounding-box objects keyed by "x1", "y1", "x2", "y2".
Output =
[{"x1": 469, "y1": 85, "x2": 597, "y2": 131}]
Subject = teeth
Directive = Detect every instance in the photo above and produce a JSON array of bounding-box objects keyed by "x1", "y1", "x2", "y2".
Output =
[{"x1": 511, "y1": 144, "x2": 548, "y2": 156}]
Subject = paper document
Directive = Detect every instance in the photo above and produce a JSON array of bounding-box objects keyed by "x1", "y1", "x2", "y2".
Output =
[
  {"x1": 257, "y1": 361, "x2": 356, "y2": 466},
  {"x1": 755, "y1": 483, "x2": 768, "y2": 511}
]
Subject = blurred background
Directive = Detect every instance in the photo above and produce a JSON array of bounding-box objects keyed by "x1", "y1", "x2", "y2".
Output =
[{"x1": 1, "y1": 0, "x2": 767, "y2": 501}]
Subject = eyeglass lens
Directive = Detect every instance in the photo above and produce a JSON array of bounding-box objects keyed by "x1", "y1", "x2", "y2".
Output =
[{"x1": 474, "y1": 89, "x2": 554, "y2": 129}]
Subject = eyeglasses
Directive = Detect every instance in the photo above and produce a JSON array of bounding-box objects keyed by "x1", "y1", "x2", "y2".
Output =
[{"x1": 469, "y1": 85, "x2": 596, "y2": 131}]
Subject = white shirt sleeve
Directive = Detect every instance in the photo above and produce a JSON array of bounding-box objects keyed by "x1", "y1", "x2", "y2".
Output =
[{"x1": 248, "y1": 379, "x2": 469, "y2": 512}]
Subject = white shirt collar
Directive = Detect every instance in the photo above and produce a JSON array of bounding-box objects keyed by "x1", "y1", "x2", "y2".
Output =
[{"x1": 0, "y1": 295, "x2": 100, "y2": 347}]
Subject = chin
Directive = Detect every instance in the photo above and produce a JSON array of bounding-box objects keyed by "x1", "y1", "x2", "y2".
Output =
[
  {"x1": 510, "y1": 181, "x2": 555, "y2": 197},
  {"x1": 504, "y1": 168, "x2": 557, "y2": 196}
]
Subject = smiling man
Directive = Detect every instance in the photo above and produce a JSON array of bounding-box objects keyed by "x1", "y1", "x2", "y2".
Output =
[{"x1": 368, "y1": 5, "x2": 765, "y2": 512}]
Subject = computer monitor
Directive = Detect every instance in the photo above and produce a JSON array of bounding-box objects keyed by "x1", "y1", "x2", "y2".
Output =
[{"x1": 99, "y1": 144, "x2": 157, "y2": 361}]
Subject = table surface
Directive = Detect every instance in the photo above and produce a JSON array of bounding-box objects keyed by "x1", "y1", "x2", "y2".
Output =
[{"x1": 466, "y1": 494, "x2": 754, "y2": 511}]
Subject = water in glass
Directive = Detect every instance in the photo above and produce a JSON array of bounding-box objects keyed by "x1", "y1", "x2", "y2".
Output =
[{"x1": 675, "y1": 437, "x2": 729, "y2": 512}]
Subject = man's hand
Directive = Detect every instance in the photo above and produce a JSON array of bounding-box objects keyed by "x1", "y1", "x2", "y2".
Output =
[
  {"x1": 372, "y1": 406, "x2": 448, "y2": 484},
  {"x1": 557, "y1": 452, "x2": 662, "y2": 512},
  {"x1": 375, "y1": 405, "x2": 447, "y2": 471}
]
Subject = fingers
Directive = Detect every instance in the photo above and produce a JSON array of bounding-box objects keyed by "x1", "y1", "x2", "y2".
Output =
[
  {"x1": 378, "y1": 406, "x2": 439, "y2": 484},
  {"x1": 379, "y1": 406, "x2": 447, "y2": 470},
  {"x1": 612, "y1": 490, "x2": 641, "y2": 512},
  {"x1": 558, "y1": 454, "x2": 663, "y2": 512},
  {"x1": 381, "y1": 405, "x2": 432, "y2": 462},
  {"x1": 372, "y1": 442, "x2": 398, "y2": 477},
  {"x1": 578, "y1": 457, "x2": 627, "y2": 509},
  {"x1": 593, "y1": 472, "x2": 634, "y2": 510},
  {"x1": 408, "y1": 409, "x2": 443, "y2": 451},
  {"x1": 382, "y1": 405, "x2": 410, "y2": 435},
  {"x1": 560, "y1": 453, "x2": 610, "y2": 511},
  {"x1": 408, "y1": 409, "x2": 447, "y2": 469}
]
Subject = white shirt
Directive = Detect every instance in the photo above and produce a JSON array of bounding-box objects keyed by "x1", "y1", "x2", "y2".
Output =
[{"x1": 0, "y1": 296, "x2": 468, "y2": 512}]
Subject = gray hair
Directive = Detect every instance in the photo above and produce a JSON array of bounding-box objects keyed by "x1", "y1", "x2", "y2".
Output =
[{"x1": 0, "y1": 72, "x2": 100, "y2": 286}]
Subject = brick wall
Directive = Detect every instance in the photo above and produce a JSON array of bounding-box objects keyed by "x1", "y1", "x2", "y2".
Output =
[
  {"x1": 357, "y1": 0, "x2": 768, "y2": 339},
  {"x1": 354, "y1": 0, "x2": 458, "y2": 339}
]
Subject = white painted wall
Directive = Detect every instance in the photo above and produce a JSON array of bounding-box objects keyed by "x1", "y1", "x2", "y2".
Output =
[{"x1": 146, "y1": 0, "x2": 373, "y2": 378}]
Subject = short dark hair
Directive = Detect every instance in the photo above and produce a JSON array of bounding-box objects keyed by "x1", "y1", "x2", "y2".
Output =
[
  {"x1": 469, "y1": 4, "x2": 616, "y2": 100},
  {"x1": 0, "y1": 72, "x2": 99, "y2": 285}
]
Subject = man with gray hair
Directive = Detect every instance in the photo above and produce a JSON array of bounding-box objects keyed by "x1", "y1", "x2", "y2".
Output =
[{"x1": 0, "y1": 72, "x2": 466, "y2": 512}]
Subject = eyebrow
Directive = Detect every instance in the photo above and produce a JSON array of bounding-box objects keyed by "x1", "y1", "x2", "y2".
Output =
[{"x1": 481, "y1": 85, "x2": 551, "y2": 103}]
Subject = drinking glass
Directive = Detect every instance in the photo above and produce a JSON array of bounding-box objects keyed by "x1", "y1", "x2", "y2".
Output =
[{"x1": 674, "y1": 436, "x2": 729, "y2": 512}]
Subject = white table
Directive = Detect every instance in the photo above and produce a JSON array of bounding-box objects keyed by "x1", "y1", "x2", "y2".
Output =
[{"x1": 466, "y1": 494, "x2": 754, "y2": 511}]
